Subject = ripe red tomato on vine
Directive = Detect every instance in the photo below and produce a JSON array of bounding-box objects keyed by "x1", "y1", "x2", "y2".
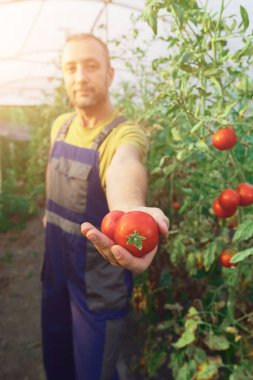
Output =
[
  {"x1": 172, "y1": 202, "x2": 180, "y2": 210},
  {"x1": 212, "y1": 198, "x2": 237, "y2": 218},
  {"x1": 219, "y1": 249, "x2": 237, "y2": 268},
  {"x1": 212, "y1": 127, "x2": 237, "y2": 150},
  {"x1": 218, "y1": 189, "x2": 240, "y2": 212},
  {"x1": 236, "y1": 183, "x2": 253, "y2": 206}
]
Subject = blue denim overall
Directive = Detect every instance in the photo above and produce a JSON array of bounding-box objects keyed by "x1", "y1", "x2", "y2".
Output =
[{"x1": 41, "y1": 115, "x2": 132, "y2": 380}]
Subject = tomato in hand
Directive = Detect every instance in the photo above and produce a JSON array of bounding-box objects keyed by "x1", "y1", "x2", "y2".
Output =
[
  {"x1": 236, "y1": 183, "x2": 253, "y2": 206},
  {"x1": 212, "y1": 198, "x2": 237, "y2": 218},
  {"x1": 212, "y1": 127, "x2": 237, "y2": 150},
  {"x1": 114, "y1": 211, "x2": 159, "y2": 257},
  {"x1": 219, "y1": 249, "x2": 237, "y2": 268},
  {"x1": 101, "y1": 210, "x2": 125, "y2": 240},
  {"x1": 218, "y1": 189, "x2": 240, "y2": 212}
]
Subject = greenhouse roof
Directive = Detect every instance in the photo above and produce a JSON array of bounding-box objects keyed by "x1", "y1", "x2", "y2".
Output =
[
  {"x1": 0, "y1": 0, "x2": 147, "y2": 105},
  {"x1": 0, "y1": 0, "x2": 252, "y2": 106}
]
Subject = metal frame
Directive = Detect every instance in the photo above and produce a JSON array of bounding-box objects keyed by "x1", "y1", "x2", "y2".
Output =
[{"x1": 0, "y1": 0, "x2": 143, "y2": 104}]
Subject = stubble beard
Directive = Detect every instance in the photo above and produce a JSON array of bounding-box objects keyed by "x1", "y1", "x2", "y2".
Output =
[{"x1": 71, "y1": 84, "x2": 109, "y2": 110}]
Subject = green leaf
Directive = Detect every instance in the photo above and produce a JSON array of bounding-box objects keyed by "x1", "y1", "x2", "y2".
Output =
[
  {"x1": 156, "y1": 319, "x2": 175, "y2": 331},
  {"x1": 203, "y1": 68, "x2": 223, "y2": 77},
  {"x1": 177, "y1": 363, "x2": 192, "y2": 380},
  {"x1": 232, "y1": 219, "x2": 253, "y2": 242},
  {"x1": 179, "y1": 64, "x2": 196, "y2": 73},
  {"x1": 142, "y1": 0, "x2": 159, "y2": 34},
  {"x1": 179, "y1": 51, "x2": 194, "y2": 64},
  {"x1": 196, "y1": 358, "x2": 221, "y2": 380},
  {"x1": 230, "y1": 247, "x2": 253, "y2": 264},
  {"x1": 173, "y1": 328, "x2": 196, "y2": 349},
  {"x1": 204, "y1": 333, "x2": 230, "y2": 351},
  {"x1": 240, "y1": 6, "x2": 249, "y2": 31},
  {"x1": 163, "y1": 163, "x2": 177, "y2": 176},
  {"x1": 171, "y1": 234, "x2": 186, "y2": 264},
  {"x1": 171, "y1": 127, "x2": 183, "y2": 141},
  {"x1": 203, "y1": 242, "x2": 217, "y2": 271},
  {"x1": 173, "y1": 307, "x2": 201, "y2": 349},
  {"x1": 191, "y1": 120, "x2": 204, "y2": 134},
  {"x1": 176, "y1": 149, "x2": 188, "y2": 161},
  {"x1": 146, "y1": 351, "x2": 167, "y2": 377},
  {"x1": 210, "y1": 77, "x2": 223, "y2": 96},
  {"x1": 195, "y1": 140, "x2": 209, "y2": 152},
  {"x1": 217, "y1": 101, "x2": 237, "y2": 121}
]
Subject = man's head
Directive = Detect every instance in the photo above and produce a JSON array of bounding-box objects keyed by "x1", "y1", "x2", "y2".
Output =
[{"x1": 61, "y1": 33, "x2": 114, "y2": 109}]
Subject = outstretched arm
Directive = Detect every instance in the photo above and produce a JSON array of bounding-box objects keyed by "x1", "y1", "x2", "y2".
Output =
[{"x1": 81, "y1": 144, "x2": 169, "y2": 273}]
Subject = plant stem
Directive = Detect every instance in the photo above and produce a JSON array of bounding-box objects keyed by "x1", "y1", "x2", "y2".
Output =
[
  {"x1": 227, "y1": 286, "x2": 236, "y2": 324},
  {"x1": 229, "y1": 150, "x2": 247, "y2": 183}
]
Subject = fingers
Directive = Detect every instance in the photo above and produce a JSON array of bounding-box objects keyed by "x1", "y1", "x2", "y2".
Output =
[
  {"x1": 158, "y1": 215, "x2": 170, "y2": 236},
  {"x1": 111, "y1": 245, "x2": 157, "y2": 273},
  {"x1": 132, "y1": 207, "x2": 170, "y2": 236},
  {"x1": 81, "y1": 222, "x2": 157, "y2": 272},
  {"x1": 151, "y1": 208, "x2": 170, "y2": 235},
  {"x1": 81, "y1": 222, "x2": 120, "y2": 266}
]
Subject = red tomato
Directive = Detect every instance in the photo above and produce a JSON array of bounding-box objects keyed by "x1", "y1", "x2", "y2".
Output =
[
  {"x1": 172, "y1": 202, "x2": 180, "y2": 210},
  {"x1": 114, "y1": 211, "x2": 159, "y2": 257},
  {"x1": 212, "y1": 127, "x2": 237, "y2": 150},
  {"x1": 218, "y1": 189, "x2": 240, "y2": 212},
  {"x1": 236, "y1": 183, "x2": 253, "y2": 206},
  {"x1": 212, "y1": 198, "x2": 237, "y2": 218},
  {"x1": 219, "y1": 249, "x2": 237, "y2": 268},
  {"x1": 101, "y1": 210, "x2": 125, "y2": 240}
]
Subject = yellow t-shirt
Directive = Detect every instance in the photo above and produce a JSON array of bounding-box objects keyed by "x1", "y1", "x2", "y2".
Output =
[{"x1": 50, "y1": 111, "x2": 149, "y2": 190}]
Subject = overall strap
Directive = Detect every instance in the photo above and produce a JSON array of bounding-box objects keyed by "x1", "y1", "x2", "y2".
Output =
[
  {"x1": 91, "y1": 116, "x2": 127, "y2": 150},
  {"x1": 56, "y1": 114, "x2": 76, "y2": 141}
]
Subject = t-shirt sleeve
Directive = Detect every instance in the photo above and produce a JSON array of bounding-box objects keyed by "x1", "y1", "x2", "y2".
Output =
[{"x1": 112, "y1": 122, "x2": 149, "y2": 162}]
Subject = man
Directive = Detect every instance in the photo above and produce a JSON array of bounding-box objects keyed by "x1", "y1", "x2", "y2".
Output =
[{"x1": 42, "y1": 33, "x2": 169, "y2": 380}]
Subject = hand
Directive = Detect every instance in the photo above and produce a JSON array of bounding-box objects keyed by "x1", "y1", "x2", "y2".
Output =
[
  {"x1": 81, "y1": 222, "x2": 158, "y2": 273},
  {"x1": 127, "y1": 206, "x2": 170, "y2": 236}
]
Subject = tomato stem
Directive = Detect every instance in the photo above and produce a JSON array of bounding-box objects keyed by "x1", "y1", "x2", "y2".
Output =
[
  {"x1": 127, "y1": 230, "x2": 146, "y2": 251},
  {"x1": 227, "y1": 286, "x2": 236, "y2": 325},
  {"x1": 229, "y1": 150, "x2": 247, "y2": 183}
]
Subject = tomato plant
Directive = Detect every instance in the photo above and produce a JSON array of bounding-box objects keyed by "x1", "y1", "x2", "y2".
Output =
[
  {"x1": 124, "y1": 1, "x2": 253, "y2": 377},
  {"x1": 219, "y1": 249, "x2": 237, "y2": 268},
  {"x1": 236, "y1": 183, "x2": 253, "y2": 206},
  {"x1": 101, "y1": 210, "x2": 125, "y2": 240},
  {"x1": 114, "y1": 211, "x2": 159, "y2": 257},
  {"x1": 212, "y1": 127, "x2": 237, "y2": 151}
]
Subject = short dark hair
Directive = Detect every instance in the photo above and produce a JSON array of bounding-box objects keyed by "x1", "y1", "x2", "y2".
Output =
[{"x1": 64, "y1": 33, "x2": 111, "y2": 66}]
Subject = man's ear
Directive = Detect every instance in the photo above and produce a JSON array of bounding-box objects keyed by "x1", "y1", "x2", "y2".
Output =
[{"x1": 108, "y1": 66, "x2": 115, "y2": 87}]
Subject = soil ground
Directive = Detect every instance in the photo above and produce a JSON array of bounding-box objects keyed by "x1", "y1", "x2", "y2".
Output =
[
  {"x1": 0, "y1": 213, "x2": 167, "y2": 380},
  {"x1": 0, "y1": 214, "x2": 46, "y2": 380}
]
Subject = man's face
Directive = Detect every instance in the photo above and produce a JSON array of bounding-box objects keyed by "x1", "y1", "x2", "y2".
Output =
[{"x1": 61, "y1": 38, "x2": 114, "y2": 109}]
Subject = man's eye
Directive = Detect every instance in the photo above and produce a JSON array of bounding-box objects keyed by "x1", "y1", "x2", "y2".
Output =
[
  {"x1": 65, "y1": 66, "x2": 75, "y2": 73},
  {"x1": 87, "y1": 64, "x2": 97, "y2": 70}
]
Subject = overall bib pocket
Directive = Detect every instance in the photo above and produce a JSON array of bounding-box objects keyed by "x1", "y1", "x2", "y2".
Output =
[{"x1": 48, "y1": 157, "x2": 92, "y2": 214}]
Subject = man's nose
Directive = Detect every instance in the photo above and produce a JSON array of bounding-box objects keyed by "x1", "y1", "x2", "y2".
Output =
[{"x1": 76, "y1": 66, "x2": 89, "y2": 82}]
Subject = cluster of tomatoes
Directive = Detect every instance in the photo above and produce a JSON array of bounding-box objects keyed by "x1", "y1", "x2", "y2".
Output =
[
  {"x1": 101, "y1": 210, "x2": 159, "y2": 257},
  {"x1": 213, "y1": 184, "x2": 253, "y2": 219},
  {"x1": 211, "y1": 126, "x2": 253, "y2": 267}
]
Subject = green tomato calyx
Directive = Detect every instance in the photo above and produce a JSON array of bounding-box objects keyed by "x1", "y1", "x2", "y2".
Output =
[{"x1": 127, "y1": 230, "x2": 146, "y2": 250}]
